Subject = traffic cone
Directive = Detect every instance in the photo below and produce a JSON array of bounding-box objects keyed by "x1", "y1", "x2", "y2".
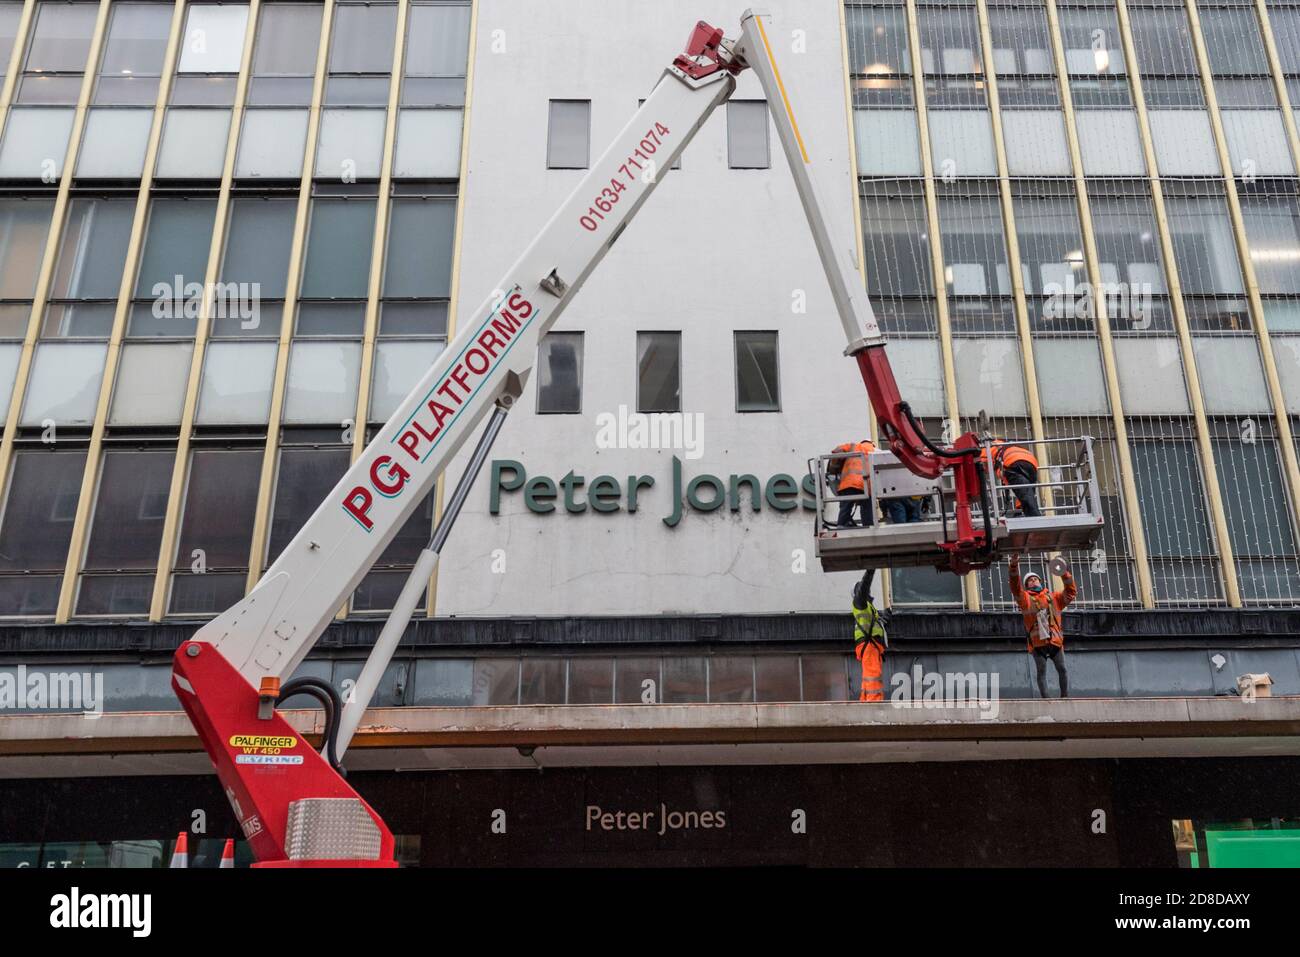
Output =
[
  {"x1": 219, "y1": 839, "x2": 235, "y2": 869},
  {"x1": 169, "y1": 831, "x2": 189, "y2": 868}
]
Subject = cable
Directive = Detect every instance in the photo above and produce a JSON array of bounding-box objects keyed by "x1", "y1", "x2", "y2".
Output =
[
  {"x1": 898, "y1": 402, "x2": 979, "y2": 460},
  {"x1": 276, "y1": 677, "x2": 346, "y2": 776}
]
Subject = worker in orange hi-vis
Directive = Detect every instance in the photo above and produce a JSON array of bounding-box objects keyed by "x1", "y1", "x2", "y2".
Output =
[
  {"x1": 993, "y1": 440, "x2": 1042, "y2": 517},
  {"x1": 828, "y1": 439, "x2": 876, "y2": 528},
  {"x1": 1009, "y1": 553, "x2": 1077, "y2": 698},
  {"x1": 851, "y1": 568, "x2": 888, "y2": 701}
]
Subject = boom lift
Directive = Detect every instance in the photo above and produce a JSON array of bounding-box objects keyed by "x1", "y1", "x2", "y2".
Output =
[{"x1": 172, "y1": 9, "x2": 1104, "y2": 867}]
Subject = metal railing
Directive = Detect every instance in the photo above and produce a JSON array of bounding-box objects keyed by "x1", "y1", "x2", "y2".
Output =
[{"x1": 808, "y1": 435, "x2": 1104, "y2": 541}]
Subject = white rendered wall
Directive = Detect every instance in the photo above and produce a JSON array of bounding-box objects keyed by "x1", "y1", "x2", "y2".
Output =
[{"x1": 436, "y1": 0, "x2": 878, "y2": 615}]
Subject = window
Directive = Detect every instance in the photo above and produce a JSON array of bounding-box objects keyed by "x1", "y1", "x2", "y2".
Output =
[
  {"x1": 859, "y1": 180, "x2": 935, "y2": 335},
  {"x1": 197, "y1": 198, "x2": 291, "y2": 423},
  {"x1": 734, "y1": 331, "x2": 779, "y2": 412},
  {"x1": 636, "y1": 331, "x2": 680, "y2": 413},
  {"x1": 845, "y1": 4, "x2": 911, "y2": 106},
  {"x1": 44, "y1": 197, "x2": 135, "y2": 338},
  {"x1": 567, "y1": 658, "x2": 614, "y2": 704},
  {"x1": 0, "y1": 197, "x2": 56, "y2": 336},
  {"x1": 214, "y1": 196, "x2": 297, "y2": 337},
  {"x1": 1238, "y1": 182, "x2": 1300, "y2": 331},
  {"x1": 1273, "y1": 4, "x2": 1300, "y2": 75},
  {"x1": 1200, "y1": 4, "x2": 1273, "y2": 106},
  {"x1": 1057, "y1": 5, "x2": 1131, "y2": 106},
  {"x1": 0, "y1": 2, "x2": 22, "y2": 70},
  {"x1": 76, "y1": 448, "x2": 176, "y2": 616},
  {"x1": 296, "y1": 192, "x2": 375, "y2": 339},
  {"x1": 395, "y1": 2, "x2": 470, "y2": 178},
  {"x1": 1163, "y1": 182, "x2": 1249, "y2": 331},
  {"x1": 18, "y1": 1, "x2": 98, "y2": 104},
  {"x1": 247, "y1": 2, "x2": 323, "y2": 105},
  {"x1": 1131, "y1": 431, "x2": 1221, "y2": 603},
  {"x1": 371, "y1": 188, "x2": 454, "y2": 421},
  {"x1": 1011, "y1": 184, "x2": 1088, "y2": 331},
  {"x1": 129, "y1": 197, "x2": 219, "y2": 337},
  {"x1": 0, "y1": 449, "x2": 87, "y2": 615},
  {"x1": 95, "y1": 2, "x2": 173, "y2": 105},
  {"x1": 726, "y1": 99, "x2": 769, "y2": 169},
  {"x1": 1201, "y1": 5, "x2": 1290, "y2": 174},
  {"x1": 988, "y1": 5, "x2": 1059, "y2": 106},
  {"x1": 536, "y1": 332, "x2": 583, "y2": 414},
  {"x1": 1127, "y1": 6, "x2": 1204, "y2": 107},
  {"x1": 1089, "y1": 180, "x2": 1171, "y2": 333},
  {"x1": 178, "y1": 3, "x2": 249, "y2": 73},
  {"x1": 403, "y1": 1, "x2": 470, "y2": 106},
  {"x1": 936, "y1": 182, "x2": 1016, "y2": 333},
  {"x1": 325, "y1": 1, "x2": 397, "y2": 105},
  {"x1": 169, "y1": 448, "x2": 261, "y2": 614},
  {"x1": 266, "y1": 444, "x2": 350, "y2": 564},
  {"x1": 547, "y1": 99, "x2": 589, "y2": 169},
  {"x1": 174, "y1": 3, "x2": 250, "y2": 105},
  {"x1": 1212, "y1": 427, "x2": 1300, "y2": 602}
]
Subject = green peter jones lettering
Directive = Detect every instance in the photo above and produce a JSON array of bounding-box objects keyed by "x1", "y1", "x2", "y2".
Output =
[{"x1": 489, "y1": 457, "x2": 815, "y2": 523}]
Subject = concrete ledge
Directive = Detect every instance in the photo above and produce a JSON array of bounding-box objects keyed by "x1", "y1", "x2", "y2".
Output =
[{"x1": 2, "y1": 697, "x2": 1298, "y2": 760}]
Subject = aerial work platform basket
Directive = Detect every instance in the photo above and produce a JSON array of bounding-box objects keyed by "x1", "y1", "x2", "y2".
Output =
[{"x1": 809, "y1": 436, "x2": 1106, "y2": 573}]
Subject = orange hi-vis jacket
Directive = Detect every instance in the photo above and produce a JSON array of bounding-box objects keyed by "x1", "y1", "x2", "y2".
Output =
[
  {"x1": 994, "y1": 442, "x2": 1038, "y2": 481},
  {"x1": 831, "y1": 441, "x2": 876, "y2": 492},
  {"x1": 1009, "y1": 566, "x2": 1077, "y2": 651}
]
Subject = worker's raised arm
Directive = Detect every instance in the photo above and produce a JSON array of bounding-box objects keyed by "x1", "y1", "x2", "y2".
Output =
[
  {"x1": 1055, "y1": 570, "x2": 1078, "y2": 611},
  {"x1": 1008, "y1": 554, "x2": 1028, "y2": 610}
]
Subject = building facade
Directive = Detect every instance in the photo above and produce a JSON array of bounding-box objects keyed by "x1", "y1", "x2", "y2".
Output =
[{"x1": 0, "y1": 0, "x2": 1299, "y2": 866}]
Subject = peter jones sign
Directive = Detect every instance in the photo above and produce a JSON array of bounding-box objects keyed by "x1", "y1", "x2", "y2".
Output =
[{"x1": 490, "y1": 456, "x2": 819, "y2": 527}]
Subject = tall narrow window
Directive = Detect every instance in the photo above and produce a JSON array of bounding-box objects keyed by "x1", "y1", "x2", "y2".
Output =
[
  {"x1": 129, "y1": 197, "x2": 219, "y2": 337},
  {"x1": 169, "y1": 448, "x2": 262, "y2": 614},
  {"x1": 726, "y1": 99, "x2": 769, "y2": 169},
  {"x1": 547, "y1": 99, "x2": 590, "y2": 169},
  {"x1": 17, "y1": 1, "x2": 98, "y2": 104},
  {"x1": 45, "y1": 196, "x2": 135, "y2": 338},
  {"x1": 325, "y1": 1, "x2": 397, "y2": 105},
  {"x1": 371, "y1": 186, "x2": 454, "y2": 422},
  {"x1": 537, "y1": 332, "x2": 583, "y2": 414},
  {"x1": 76, "y1": 447, "x2": 177, "y2": 616},
  {"x1": 174, "y1": 3, "x2": 250, "y2": 105},
  {"x1": 247, "y1": 2, "x2": 323, "y2": 105},
  {"x1": 636, "y1": 331, "x2": 681, "y2": 413},
  {"x1": 0, "y1": 449, "x2": 87, "y2": 616},
  {"x1": 735, "y1": 331, "x2": 779, "y2": 412},
  {"x1": 0, "y1": 197, "x2": 56, "y2": 336},
  {"x1": 95, "y1": 2, "x2": 173, "y2": 105}
]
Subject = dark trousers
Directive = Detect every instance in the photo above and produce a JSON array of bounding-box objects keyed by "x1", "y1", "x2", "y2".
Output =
[
  {"x1": 1004, "y1": 461, "x2": 1042, "y2": 517},
  {"x1": 837, "y1": 488, "x2": 873, "y2": 528},
  {"x1": 882, "y1": 498, "x2": 922, "y2": 524},
  {"x1": 1033, "y1": 645, "x2": 1068, "y2": 698}
]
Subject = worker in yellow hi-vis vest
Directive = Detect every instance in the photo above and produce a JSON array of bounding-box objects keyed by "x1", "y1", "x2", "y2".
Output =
[{"x1": 851, "y1": 568, "x2": 888, "y2": 701}]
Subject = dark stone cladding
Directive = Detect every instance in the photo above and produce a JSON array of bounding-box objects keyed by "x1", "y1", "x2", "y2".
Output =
[{"x1": 1, "y1": 608, "x2": 1299, "y2": 657}]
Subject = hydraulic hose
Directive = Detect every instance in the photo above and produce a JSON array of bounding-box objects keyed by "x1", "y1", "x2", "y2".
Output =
[
  {"x1": 899, "y1": 402, "x2": 979, "y2": 460},
  {"x1": 277, "y1": 677, "x2": 346, "y2": 775}
]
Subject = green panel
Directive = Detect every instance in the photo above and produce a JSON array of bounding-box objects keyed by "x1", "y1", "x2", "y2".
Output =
[{"x1": 1205, "y1": 830, "x2": 1300, "y2": 868}]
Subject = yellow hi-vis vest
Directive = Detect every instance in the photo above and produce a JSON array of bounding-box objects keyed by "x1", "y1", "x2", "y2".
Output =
[{"x1": 852, "y1": 600, "x2": 887, "y2": 649}]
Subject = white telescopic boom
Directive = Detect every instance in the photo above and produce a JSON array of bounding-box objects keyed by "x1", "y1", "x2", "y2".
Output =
[
  {"x1": 195, "y1": 62, "x2": 738, "y2": 689},
  {"x1": 738, "y1": 9, "x2": 881, "y2": 351}
]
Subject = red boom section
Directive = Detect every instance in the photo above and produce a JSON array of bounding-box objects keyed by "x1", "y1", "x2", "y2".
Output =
[
  {"x1": 855, "y1": 344, "x2": 992, "y2": 571},
  {"x1": 172, "y1": 641, "x2": 396, "y2": 867}
]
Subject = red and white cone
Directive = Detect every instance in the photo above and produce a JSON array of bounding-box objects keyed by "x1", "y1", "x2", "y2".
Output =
[
  {"x1": 219, "y1": 839, "x2": 235, "y2": 869},
  {"x1": 169, "y1": 831, "x2": 189, "y2": 869}
]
